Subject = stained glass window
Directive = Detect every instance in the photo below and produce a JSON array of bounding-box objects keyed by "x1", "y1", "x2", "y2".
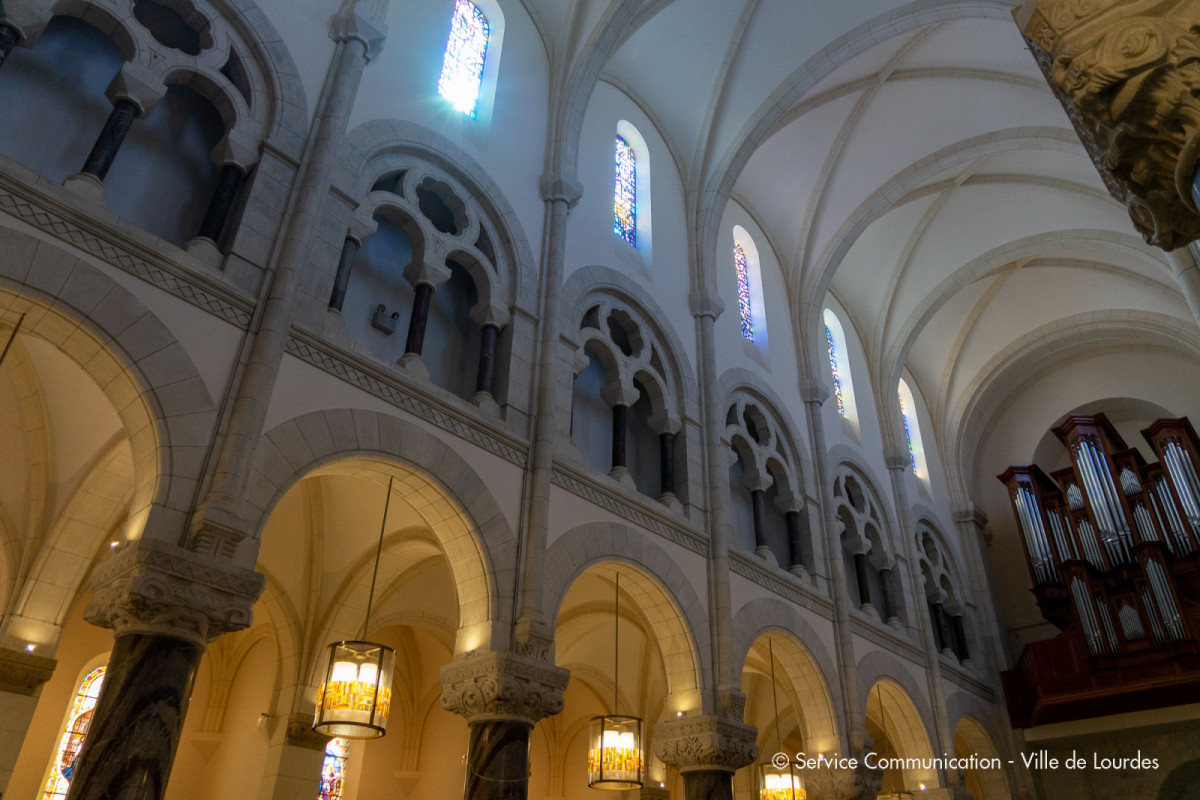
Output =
[
  {"x1": 614, "y1": 136, "x2": 636, "y2": 246},
  {"x1": 734, "y1": 243, "x2": 754, "y2": 341},
  {"x1": 319, "y1": 737, "x2": 351, "y2": 800},
  {"x1": 826, "y1": 325, "x2": 845, "y2": 415},
  {"x1": 898, "y1": 392, "x2": 915, "y2": 469},
  {"x1": 41, "y1": 667, "x2": 106, "y2": 800},
  {"x1": 438, "y1": 0, "x2": 490, "y2": 118}
]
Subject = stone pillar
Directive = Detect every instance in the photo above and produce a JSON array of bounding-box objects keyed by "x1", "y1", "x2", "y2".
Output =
[
  {"x1": 930, "y1": 599, "x2": 954, "y2": 656},
  {"x1": 853, "y1": 552, "x2": 872, "y2": 609},
  {"x1": 0, "y1": 1, "x2": 53, "y2": 70},
  {"x1": 952, "y1": 615, "x2": 969, "y2": 661},
  {"x1": 187, "y1": 132, "x2": 259, "y2": 263},
  {"x1": 879, "y1": 566, "x2": 900, "y2": 623},
  {"x1": 601, "y1": 380, "x2": 640, "y2": 487},
  {"x1": 69, "y1": 64, "x2": 166, "y2": 199},
  {"x1": 655, "y1": 711, "x2": 757, "y2": 800},
  {"x1": 440, "y1": 651, "x2": 570, "y2": 800},
  {"x1": 751, "y1": 489, "x2": 768, "y2": 553},
  {"x1": 66, "y1": 538, "x2": 263, "y2": 800},
  {"x1": 648, "y1": 410, "x2": 682, "y2": 510},
  {"x1": 0, "y1": 24, "x2": 18, "y2": 68},
  {"x1": 327, "y1": 212, "x2": 379, "y2": 313},
  {"x1": 612, "y1": 404, "x2": 628, "y2": 470},
  {"x1": 0, "y1": 647, "x2": 56, "y2": 794},
  {"x1": 1016, "y1": 0, "x2": 1200, "y2": 251},
  {"x1": 468, "y1": 301, "x2": 510, "y2": 412},
  {"x1": 784, "y1": 509, "x2": 805, "y2": 573},
  {"x1": 399, "y1": 259, "x2": 451, "y2": 377}
]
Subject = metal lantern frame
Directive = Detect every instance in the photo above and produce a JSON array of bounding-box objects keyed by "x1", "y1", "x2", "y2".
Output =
[
  {"x1": 313, "y1": 477, "x2": 398, "y2": 739},
  {"x1": 587, "y1": 573, "x2": 645, "y2": 790},
  {"x1": 757, "y1": 638, "x2": 807, "y2": 800}
]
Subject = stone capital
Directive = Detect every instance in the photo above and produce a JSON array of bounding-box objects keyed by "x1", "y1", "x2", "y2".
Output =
[
  {"x1": 331, "y1": 2, "x2": 387, "y2": 61},
  {"x1": 601, "y1": 378, "x2": 641, "y2": 409},
  {"x1": 85, "y1": 539, "x2": 265, "y2": 648},
  {"x1": 106, "y1": 63, "x2": 167, "y2": 118},
  {"x1": 469, "y1": 301, "x2": 511, "y2": 329},
  {"x1": 688, "y1": 290, "x2": 725, "y2": 321},
  {"x1": 211, "y1": 130, "x2": 260, "y2": 172},
  {"x1": 285, "y1": 712, "x2": 331, "y2": 752},
  {"x1": 883, "y1": 447, "x2": 911, "y2": 472},
  {"x1": 1016, "y1": 0, "x2": 1200, "y2": 249},
  {"x1": 440, "y1": 650, "x2": 569, "y2": 725},
  {"x1": 539, "y1": 172, "x2": 584, "y2": 208},
  {"x1": 0, "y1": 0, "x2": 54, "y2": 46},
  {"x1": 0, "y1": 647, "x2": 56, "y2": 695},
  {"x1": 647, "y1": 410, "x2": 682, "y2": 436},
  {"x1": 653, "y1": 714, "x2": 758, "y2": 774},
  {"x1": 403, "y1": 258, "x2": 452, "y2": 290},
  {"x1": 347, "y1": 206, "x2": 380, "y2": 245},
  {"x1": 951, "y1": 504, "x2": 988, "y2": 528},
  {"x1": 799, "y1": 377, "x2": 830, "y2": 405}
]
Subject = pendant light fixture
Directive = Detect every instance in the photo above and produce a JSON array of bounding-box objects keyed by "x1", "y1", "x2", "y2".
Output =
[
  {"x1": 758, "y1": 638, "x2": 806, "y2": 800},
  {"x1": 587, "y1": 572, "x2": 645, "y2": 789},
  {"x1": 313, "y1": 477, "x2": 397, "y2": 739}
]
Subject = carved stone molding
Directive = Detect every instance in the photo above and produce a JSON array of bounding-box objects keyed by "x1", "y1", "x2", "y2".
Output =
[
  {"x1": 84, "y1": 539, "x2": 265, "y2": 648},
  {"x1": 285, "y1": 712, "x2": 330, "y2": 752},
  {"x1": 0, "y1": 647, "x2": 56, "y2": 695},
  {"x1": 1016, "y1": 0, "x2": 1200, "y2": 250},
  {"x1": 440, "y1": 650, "x2": 570, "y2": 725},
  {"x1": 653, "y1": 714, "x2": 758, "y2": 774}
]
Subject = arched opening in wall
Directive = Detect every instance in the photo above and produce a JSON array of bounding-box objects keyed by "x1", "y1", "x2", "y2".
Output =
[
  {"x1": 954, "y1": 717, "x2": 1011, "y2": 800},
  {"x1": 422, "y1": 260, "x2": 481, "y2": 401},
  {"x1": 897, "y1": 378, "x2": 929, "y2": 483},
  {"x1": 571, "y1": 346, "x2": 613, "y2": 476},
  {"x1": 342, "y1": 213, "x2": 417, "y2": 363},
  {"x1": 0, "y1": 16, "x2": 126, "y2": 183},
  {"x1": 761, "y1": 464, "x2": 791, "y2": 567},
  {"x1": 550, "y1": 562, "x2": 698, "y2": 799},
  {"x1": 105, "y1": 83, "x2": 226, "y2": 247},
  {"x1": 822, "y1": 308, "x2": 858, "y2": 432},
  {"x1": 729, "y1": 444, "x2": 758, "y2": 554},
  {"x1": 917, "y1": 525, "x2": 971, "y2": 663},
  {"x1": 864, "y1": 680, "x2": 937, "y2": 793},
  {"x1": 731, "y1": 225, "x2": 768, "y2": 355},
  {"x1": 1030, "y1": 397, "x2": 1174, "y2": 472},
  {"x1": 737, "y1": 634, "x2": 838, "y2": 799},
  {"x1": 627, "y1": 379, "x2": 659, "y2": 496},
  {"x1": 614, "y1": 120, "x2": 652, "y2": 265}
]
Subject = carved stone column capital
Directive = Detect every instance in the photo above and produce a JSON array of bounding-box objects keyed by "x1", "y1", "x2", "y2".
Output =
[
  {"x1": 331, "y1": 1, "x2": 388, "y2": 61},
  {"x1": 84, "y1": 539, "x2": 266, "y2": 648},
  {"x1": 1016, "y1": 0, "x2": 1200, "y2": 249},
  {"x1": 0, "y1": 647, "x2": 56, "y2": 695},
  {"x1": 799, "y1": 377, "x2": 830, "y2": 406},
  {"x1": 883, "y1": 447, "x2": 911, "y2": 472},
  {"x1": 653, "y1": 714, "x2": 758, "y2": 774},
  {"x1": 538, "y1": 172, "x2": 584, "y2": 208},
  {"x1": 285, "y1": 712, "x2": 331, "y2": 752},
  {"x1": 440, "y1": 650, "x2": 570, "y2": 725}
]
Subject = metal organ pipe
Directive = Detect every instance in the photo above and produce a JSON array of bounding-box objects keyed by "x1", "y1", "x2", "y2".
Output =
[
  {"x1": 1146, "y1": 558, "x2": 1185, "y2": 641},
  {"x1": 1164, "y1": 442, "x2": 1200, "y2": 536},
  {"x1": 1014, "y1": 486, "x2": 1056, "y2": 583},
  {"x1": 1071, "y1": 576, "x2": 1105, "y2": 655}
]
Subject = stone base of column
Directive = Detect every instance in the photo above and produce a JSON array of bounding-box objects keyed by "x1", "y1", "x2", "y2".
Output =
[
  {"x1": 63, "y1": 171, "x2": 105, "y2": 203},
  {"x1": 658, "y1": 492, "x2": 683, "y2": 514},
  {"x1": 0, "y1": 647, "x2": 56, "y2": 793},
  {"x1": 399, "y1": 351, "x2": 430, "y2": 381},
  {"x1": 472, "y1": 391, "x2": 500, "y2": 415},
  {"x1": 755, "y1": 546, "x2": 778, "y2": 567},
  {"x1": 185, "y1": 236, "x2": 223, "y2": 267},
  {"x1": 609, "y1": 465, "x2": 635, "y2": 489}
]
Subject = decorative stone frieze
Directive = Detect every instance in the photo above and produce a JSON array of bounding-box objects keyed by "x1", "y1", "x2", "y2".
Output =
[
  {"x1": 653, "y1": 714, "x2": 758, "y2": 774},
  {"x1": 0, "y1": 647, "x2": 56, "y2": 695},
  {"x1": 1016, "y1": 0, "x2": 1200, "y2": 250},
  {"x1": 440, "y1": 650, "x2": 570, "y2": 725},
  {"x1": 84, "y1": 539, "x2": 265, "y2": 648}
]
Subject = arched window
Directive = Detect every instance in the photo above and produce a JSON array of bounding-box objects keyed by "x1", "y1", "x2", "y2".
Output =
[
  {"x1": 319, "y1": 737, "x2": 351, "y2": 800},
  {"x1": 822, "y1": 309, "x2": 857, "y2": 425},
  {"x1": 897, "y1": 378, "x2": 928, "y2": 479},
  {"x1": 732, "y1": 227, "x2": 767, "y2": 350},
  {"x1": 438, "y1": 0, "x2": 490, "y2": 117},
  {"x1": 614, "y1": 135, "x2": 637, "y2": 246},
  {"x1": 734, "y1": 242, "x2": 754, "y2": 342},
  {"x1": 41, "y1": 667, "x2": 106, "y2": 800}
]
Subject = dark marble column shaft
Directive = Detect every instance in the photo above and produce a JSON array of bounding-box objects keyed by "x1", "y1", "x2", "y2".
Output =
[
  {"x1": 404, "y1": 283, "x2": 434, "y2": 355},
  {"x1": 952, "y1": 614, "x2": 969, "y2": 660},
  {"x1": 611, "y1": 404, "x2": 628, "y2": 469},
  {"x1": 853, "y1": 553, "x2": 872, "y2": 607},
  {"x1": 475, "y1": 324, "x2": 500, "y2": 396},
  {"x1": 65, "y1": 633, "x2": 203, "y2": 800},
  {"x1": 0, "y1": 24, "x2": 19, "y2": 68},
  {"x1": 196, "y1": 164, "x2": 245, "y2": 244},
  {"x1": 785, "y1": 510, "x2": 803, "y2": 569},
  {"x1": 82, "y1": 99, "x2": 139, "y2": 180},
  {"x1": 328, "y1": 237, "x2": 360, "y2": 311},
  {"x1": 931, "y1": 602, "x2": 953, "y2": 652},
  {"x1": 879, "y1": 567, "x2": 898, "y2": 620},
  {"x1": 463, "y1": 720, "x2": 531, "y2": 800},
  {"x1": 659, "y1": 432, "x2": 675, "y2": 496},
  {"x1": 681, "y1": 770, "x2": 734, "y2": 800},
  {"x1": 751, "y1": 489, "x2": 768, "y2": 550}
]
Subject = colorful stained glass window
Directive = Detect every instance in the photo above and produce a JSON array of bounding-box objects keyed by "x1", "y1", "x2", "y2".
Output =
[
  {"x1": 438, "y1": 0, "x2": 490, "y2": 118},
  {"x1": 41, "y1": 667, "x2": 106, "y2": 800},
  {"x1": 826, "y1": 325, "x2": 845, "y2": 415},
  {"x1": 614, "y1": 136, "x2": 636, "y2": 246},
  {"x1": 734, "y1": 243, "x2": 754, "y2": 341},
  {"x1": 898, "y1": 392, "x2": 915, "y2": 469},
  {"x1": 319, "y1": 737, "x2": 351, "y2": 800}
]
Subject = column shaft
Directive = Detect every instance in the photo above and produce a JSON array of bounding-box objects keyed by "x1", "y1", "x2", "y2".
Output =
[
  {"x1": 751, "y1": 489, "x2": 768, "y2": 551},
  {"x1": 66, "y1": 634, "x2": 203, "y2": 800},
  {"x1": 0, "y1": 24, "x2": 18, "y2": 68},
  {"x1": 475, "y1": 323, "x2": 500, "y2": 396},
  {"x1": 463, "y1": 721, "x2": 531, "y2": 800},
  {"x1": 952, "y1": 614, "x2": 969, "y2": 660},
  {"x1": 404, "y1": 283, "x2": 434, "y2": 356},
  {"x1": 196, "y1": 164, "x2": 244, "y2": 244},
  {"x1": 785, "y1": 510, "x2": 803, "y2": 570},
  {"x1": 659, "y1": 432, "x2": 676, "y2": 496},
  {"x1": 611, "y1": 404, "x2": 628, "y2": 470},
  {"x1": 81, "y1": 99, "x2": 138, "y2": 180},
  {"x1": 681, "y1": 770, "x2": 733, "y2": 800},
  {"x1": 879, "y1": 567, "x2": 898, "y2": 621},
  {"x1": 328, "y1": 237, "x2": 359, "y2": 312},
  {"x1": 853, "y1": 553, "x2": 872, "y2": 608}
]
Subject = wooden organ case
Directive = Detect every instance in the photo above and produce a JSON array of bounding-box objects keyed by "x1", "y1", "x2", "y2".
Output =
[{"x1": 997, "y1": 414, "x2": 1200, "y2": 727}]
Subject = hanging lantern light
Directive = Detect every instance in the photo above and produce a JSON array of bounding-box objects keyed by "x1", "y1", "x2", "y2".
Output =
[
  {"x1": 757, "y1": 638, "x2": 806, "y2": 800},
  {"x1": 313, "y1": 477, "x2": 397, "y2": 739},
  {"x1": 587, "y1": 573, "x2": 645, "y2": 790}
]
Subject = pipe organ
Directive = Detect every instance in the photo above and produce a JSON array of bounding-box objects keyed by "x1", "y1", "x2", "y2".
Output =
[{"x1": 998, "y1": 415, "x2": 1200, "y2": 725}]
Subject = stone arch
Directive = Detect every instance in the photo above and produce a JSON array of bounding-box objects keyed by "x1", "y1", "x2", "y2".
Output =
[
  {"x1": 0, "y1": 228, "x2": 218, "y2": 542},
  {"x1": 544, "y1": 522, "x2": 705, "y2": 710},
  {"x1": 731, "y1": 597, "x2": 841, "y2": 751},
  {"x1": 718, "y1": 370, "x2": 813, "y2": 496},
  {"x1": 243, "y1": 409, "x2": 514, "y2": 653},
  {"x1": 953, "y1": 714, "x2": 1012, "y2": 800},
  {"x1": 855, "y1": 652, "x2": 935, "y2": 765},
  {"x1": 1159, "y1": 758, "x2": 1200, "y2": 800}
]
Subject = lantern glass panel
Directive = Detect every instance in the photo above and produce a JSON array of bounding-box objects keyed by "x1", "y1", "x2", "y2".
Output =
[
  {"x1": 314, "y1": 640, "x2": 395, "y2": 738},
  {"x1": 758, "y1": 763, "x2": 806, "y2": 800},
  {"x1": 587, "y1": 715, "x2": 644, "y2": 789}
]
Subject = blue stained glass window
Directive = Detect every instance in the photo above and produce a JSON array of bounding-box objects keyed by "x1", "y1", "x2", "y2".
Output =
[
  {"x1": 438, "y1": 0, "x2": 490, "y2": 118},
  {"x1": 614, "y1": 136, "x2": 636, "y2": 246},
  {"x1": 319, "y1": 737, "x2": 350, "y2": 800},
  {"x1": 734, "y1": 243, "x2": 754, "y2": 341},
  {"x1": 899, "y1": 392, "x2": 915, "y2": 469},
  {"x1": 826, "y1": 325, "x2": 845, "y2": 415}
]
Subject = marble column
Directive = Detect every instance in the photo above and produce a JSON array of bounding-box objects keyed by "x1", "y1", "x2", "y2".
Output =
[
  {"x1": 475, "y1": 324, "x2": 500, "y2": 395},
  {"x1": 404, "y1": 283, "x2": 434, "y2": 355},
  {"x1": 65, "y1": 538, "x2": 263, "y2": 800},
  {"x1": 659, "y1": 432, "x2": 676, "y2": 497},
  {"x1": 751, "y1": 489, "x2": 769, "y2": 554},
  {"x1": 398, "y1": 258, "x2": 451, "y2": 377},
  {"x1": 601, "y1": 381, "x2": 640, "y2": 486},
  {"x1": 81, "y1": 100, "x2": 139, "y2": 180},
  {"x1": 853, "y1": 553, "x2": 872, "y2": 609},
  {"x1": 952, "y1": 614, "x2": 969, "y2": 661},
  {"x1": 196, "y1": 165, "x2": 244, "y2": 243},
  {"x1": 785, "y1": 510, "x2": 805, "y2": 572},
  {"x1": 611, "y1": 403, "x2": 628, "y2": 471},
  {"x1": 655, "y1": 712, "x2": 757, "y2": 800},
  {"x1": 879, "y1": 567, "x2": 900, "y2": 623},
  {"x1": 0, "y1": 24, "x2": 18, "y2": 68},
  {"x1": 441, "y1": 651, "x2": 569, "y2": 800},
  {"x1": 327, "y1": 213, "x2": 378, "y2": 313},
  {"x1": 0, "y1": 647, "x2": 56, "y2": 794}
]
